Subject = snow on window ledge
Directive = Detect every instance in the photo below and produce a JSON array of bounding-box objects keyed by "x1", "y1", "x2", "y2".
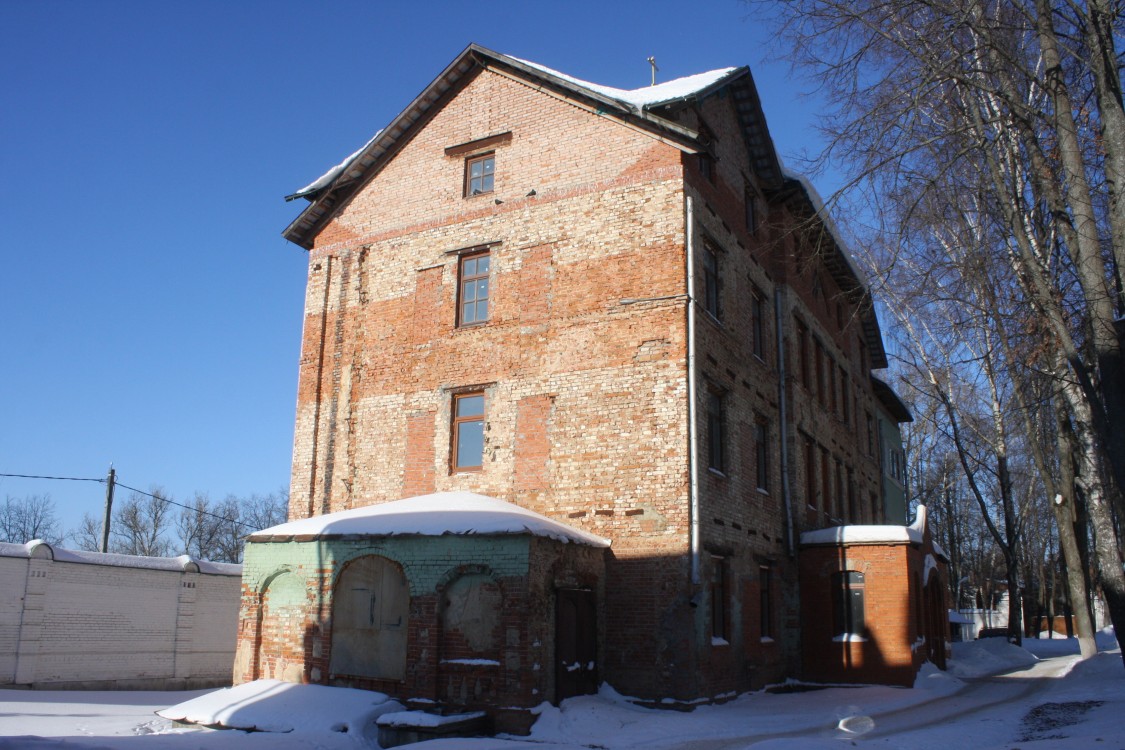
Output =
[
  {"x1": 832, "y1": 633, "x2": 868, "y2": 643},
  {"x1": 760, "y1": 636, "x2": 775, "y2": 644},
  {"x1": 711, "y1": 636, "x2": 730, "y2": 646}
]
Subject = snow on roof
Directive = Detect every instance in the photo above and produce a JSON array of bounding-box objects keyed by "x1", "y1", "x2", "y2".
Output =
[
  {"x1": 290, "y1": 129, "x2": 383, "y2": 199},
  {"x1": 781, "y1": 166, "x2": 866, "y2": 285},
  {"x1": 248, "y1": 491, "x2": 611, "y2": 548},
  {"x1": 513, "y1": 57, "x2": 739, "y2": 110},
  {"x1": 800, "y1": 524, "x2": 922, "y2": 546},
  {"x1": 0, "y1": 539, "x2": 241, "y2": 575},
  {"x1": 290, "y1": 51, "x2": 739, "y2": 198}
]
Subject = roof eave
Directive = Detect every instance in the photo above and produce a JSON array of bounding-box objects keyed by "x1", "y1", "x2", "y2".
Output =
[{"x1": 872, "y1": 376, "x2": 913, "y2": 422}]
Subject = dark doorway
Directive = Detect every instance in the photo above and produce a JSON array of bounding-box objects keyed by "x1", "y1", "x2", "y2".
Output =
[{"x1": 555, "y1": 588, "x2": 597, "y2": 702}]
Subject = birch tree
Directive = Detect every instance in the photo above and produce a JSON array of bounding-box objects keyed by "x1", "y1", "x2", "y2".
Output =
[{"x1": 760, "y1": 0, "x2": 1125, "y2": 661}]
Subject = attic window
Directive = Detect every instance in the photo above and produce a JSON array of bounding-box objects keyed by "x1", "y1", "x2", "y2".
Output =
[
  {"x1": 465, "y1": 153, "x2": 495, "y2": 196},
  {"x1": 698, "y1": 153, "x2": 715, "y2": 183}
]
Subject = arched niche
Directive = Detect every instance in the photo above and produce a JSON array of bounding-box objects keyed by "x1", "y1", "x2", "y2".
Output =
[
  {"x1": 330, "y1": 555, "x2": 409, "y2": 681},
  {"x1": 440, "y1": 571, "x2": 502, "y2": 657}
]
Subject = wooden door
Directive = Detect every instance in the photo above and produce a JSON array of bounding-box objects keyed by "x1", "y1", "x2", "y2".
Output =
[
  {"x1": 555, "y1": 588, "x2": 597, "y2": 702},
  {"x1": 330, "y1": 556, "x2": 409, "y2": 680}
]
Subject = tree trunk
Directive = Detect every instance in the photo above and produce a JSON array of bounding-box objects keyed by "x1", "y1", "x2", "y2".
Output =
[
  {"x1": 1055, "y1": 396, "x2": 1098, "y2": 658},
  {"x1": 1061, "y1": 377, "x2": 1125, "y2": 663}
]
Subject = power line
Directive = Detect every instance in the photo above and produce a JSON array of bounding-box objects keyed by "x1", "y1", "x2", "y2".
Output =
[
  {"x1": 113, "y1": 480, "x2": 254, "y2": 530},
  {"x1": 2, "y1": 471, "x2": 255, "y2": 532},
  {"x1": 0, "y1": 473, "x2": 105, "y2": 483}
]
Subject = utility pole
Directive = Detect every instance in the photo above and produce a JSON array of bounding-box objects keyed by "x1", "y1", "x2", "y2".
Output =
[{"x1": 100, "y1": 466, "x2": 115, "y2": 553}]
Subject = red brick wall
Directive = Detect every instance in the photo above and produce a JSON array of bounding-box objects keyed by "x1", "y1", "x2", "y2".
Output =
[
  {"x1": 799, "y1": 539, "x2": 947, "y2": 686},
  {"x1": 282, "y1": 59, "x2": 914, "y2": 701}
]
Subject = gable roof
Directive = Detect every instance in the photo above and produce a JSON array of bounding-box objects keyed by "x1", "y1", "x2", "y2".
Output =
[
  {"x1": 247, "y1": 491, "x2": 611, "y2": 547},
  {"x1": 282, "y1": 43, "x2": 785, "y2": 249}
]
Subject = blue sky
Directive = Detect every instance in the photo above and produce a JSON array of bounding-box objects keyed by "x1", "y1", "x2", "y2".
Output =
[{"x1": 0, "y1": 0, "x2": 833, "y2": 537}]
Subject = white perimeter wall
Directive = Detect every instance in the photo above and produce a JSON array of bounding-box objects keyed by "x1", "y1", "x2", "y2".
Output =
[{"x1": 0, "y1": 544, "x2": 241, "y2": 689}]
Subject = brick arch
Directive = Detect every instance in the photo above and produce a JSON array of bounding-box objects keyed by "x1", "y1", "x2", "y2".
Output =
[
  {"x1": 436, "y1": 565, "x2": 504, "y2": 708},
  {"x1": 329, "y1": 554, "x2": 409, "y2": 682},
  {"x1": 254, "y1": 569, "x2": 308, "y2": 683},
  {"x1": 438, "y1": 567, "x2": 504, "y2": 655}
]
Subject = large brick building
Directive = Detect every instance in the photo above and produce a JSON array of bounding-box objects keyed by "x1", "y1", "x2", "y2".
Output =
[{"x1": 235, "y1": 44, "x2": 947, "y2": 730}]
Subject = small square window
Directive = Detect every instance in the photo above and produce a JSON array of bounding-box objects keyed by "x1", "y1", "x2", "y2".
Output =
[
  {"x1": 698, "y1": 154, "x2": 715, "y2": 183},
  {"x1": 452, "y1": 392, "x2": 485, "y2": 471},
  {"x1": 458, "y1": 251, "x2": 490, "y2": 326},
  {"x1": 465, "y1": 153, "x2": 495, "y2": 196}
]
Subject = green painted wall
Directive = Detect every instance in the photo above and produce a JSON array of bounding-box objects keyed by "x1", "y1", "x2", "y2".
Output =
[
  {"x1": 878, "y1": 413, "x2": 908, "y2": 525},
  {"x1": 241, "y1": 535, "x2": 532, "y2": 600}
]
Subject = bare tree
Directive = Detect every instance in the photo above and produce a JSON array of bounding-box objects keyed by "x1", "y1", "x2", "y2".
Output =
[
  {"x1": 759, "y1": 0, "x2": 1125, "y2": 661},
  {"x1": 174, "y1": 488, "x2": 289, "y2": 563},
  {"x1": 111, "y1": 488, "x2": 174, "y2": 557},
  {"x1": 67, "y1": 513, "x2": 103, "y2": 552},
  {"x1": 0, "y1": 494, "x2": 62, "y2": 545}
]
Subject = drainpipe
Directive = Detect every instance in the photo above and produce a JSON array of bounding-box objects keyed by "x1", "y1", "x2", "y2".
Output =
[
  {"x1": 686, "y1": 196, "x2": 701, "y2": 585},
  {"x1": 775, "y1": 288, "x2": 795, "y2": 557}
]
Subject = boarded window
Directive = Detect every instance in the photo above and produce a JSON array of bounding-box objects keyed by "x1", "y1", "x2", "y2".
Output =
[
  {"x1": 330, "y1": 556, "x2": 409, "y2": 681},
  {"x1": 441, "y1": 573, "x2": 501, "y2": 655}
]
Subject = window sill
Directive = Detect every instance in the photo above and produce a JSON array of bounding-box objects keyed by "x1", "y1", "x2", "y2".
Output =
[
  {"x1": 701, "y1": 309, "x2": 723, "y2": 328},
  {"x1": 832, "y1": 634, "x2": 868, "y2": 643},
  {"x1": 707, "y1": 467, "x2": 727, "y2": 479},
  {"x1": 756, "y1": 487, "x2": 770, "y2": 496},
  {"x1": 711, "y1": 637, "x2": 730, "y2": 647}
]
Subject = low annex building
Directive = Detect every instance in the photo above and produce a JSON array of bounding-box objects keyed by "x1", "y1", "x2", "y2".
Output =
[
  {"x1": 799, "y1": 508, "x2": 949, "y2": 686},
  {"x1": 238, "y1": 43, "x2": 949, "y2": 731},
  {"x1": 236, "y1": 492, "x2": 605, "y2": 732}
]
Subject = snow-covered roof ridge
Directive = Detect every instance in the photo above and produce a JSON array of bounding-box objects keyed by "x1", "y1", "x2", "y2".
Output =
[
  {"x1": 0, "y1": 539, "x2": 242, "y2": 575},
  {"x1": 288, "y1": 48, "x2": 741, "y2": 200},
  {"x1": 512, "y1": 56, "x2": 740, "y2": 110},
  {"x1": 248, "y1": 491, "x2": 611, "y2": 548}
]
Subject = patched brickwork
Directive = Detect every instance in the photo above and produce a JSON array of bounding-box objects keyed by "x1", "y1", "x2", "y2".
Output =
[
  {"x1": 258, "y1": 47, "x2": 924, "y2": 719},
  {"x1": 236, "y1": 534, "x2": 603, "y2": 731}
]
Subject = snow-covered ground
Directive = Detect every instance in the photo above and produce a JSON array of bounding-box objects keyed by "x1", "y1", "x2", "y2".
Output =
[{"x1": 1, "y1": 630, "x2": 1120, "y2": 750}]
